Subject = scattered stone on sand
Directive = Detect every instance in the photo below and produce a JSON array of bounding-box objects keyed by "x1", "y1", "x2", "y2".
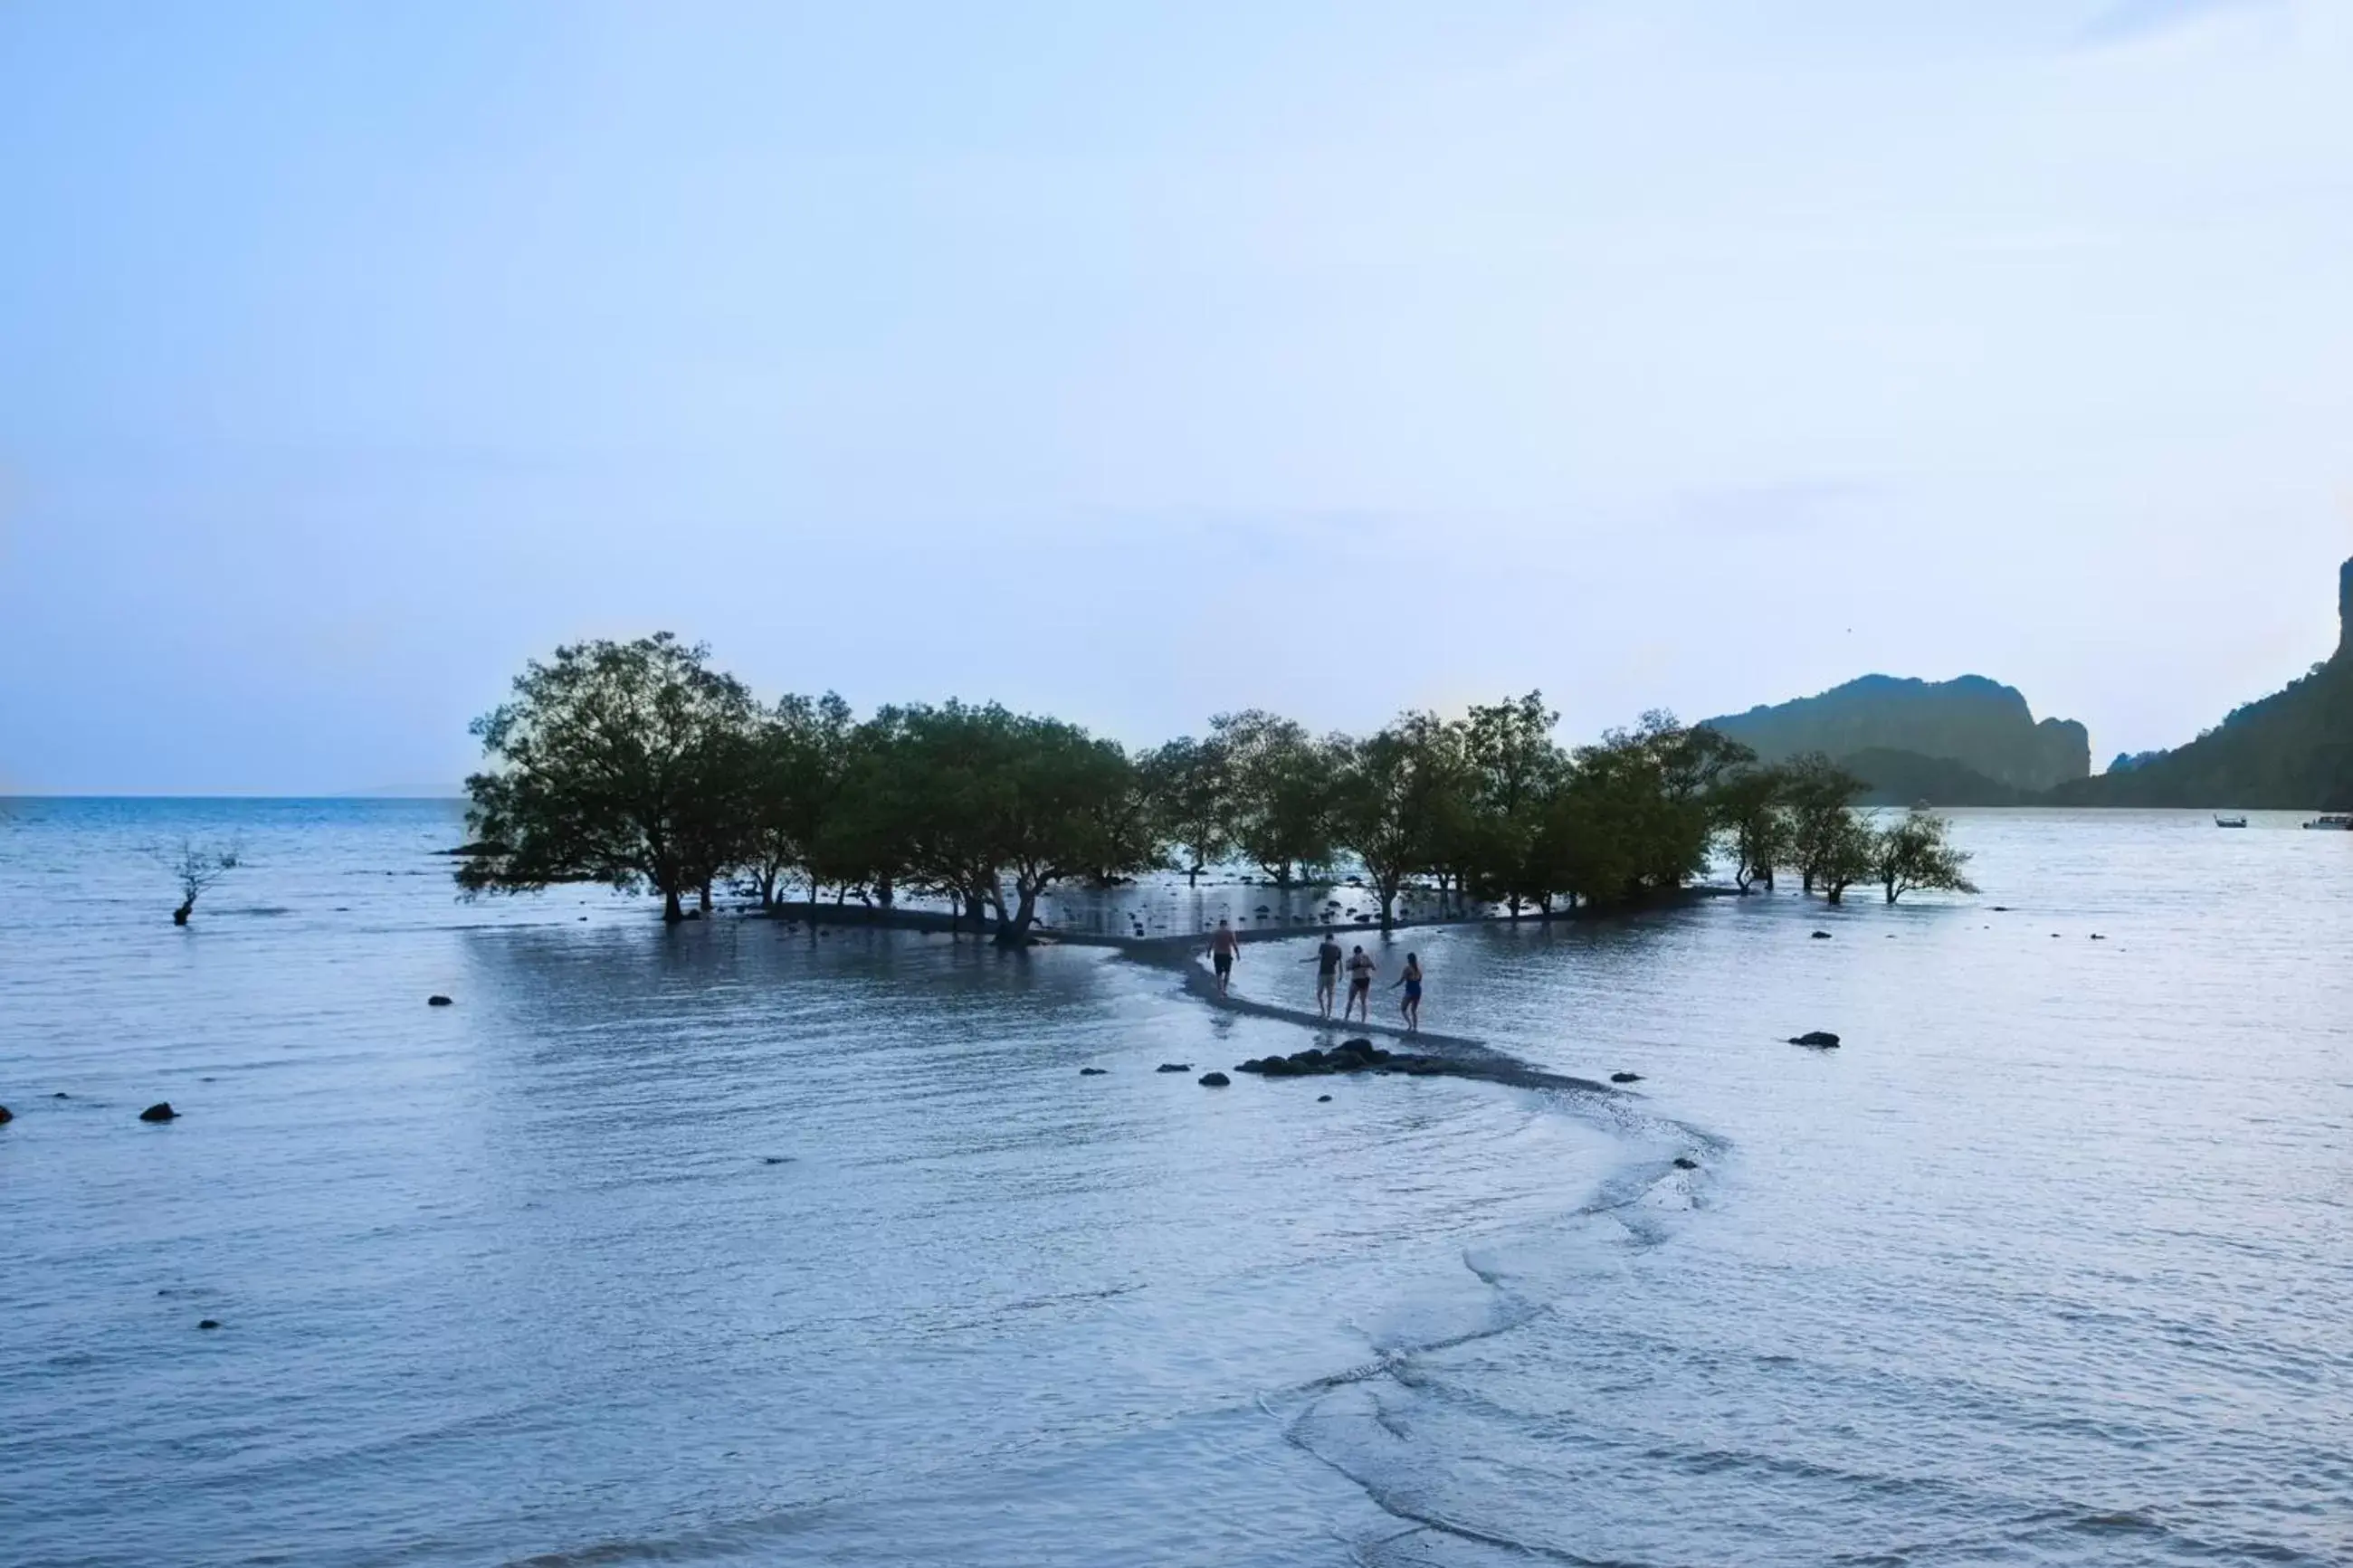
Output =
[
  {"x1": 138, "y1": 1102, "x2": 178, "y2": 1122},
  {"x1": 1079, "y1": 1067, "x2": 1107, "y2": 1076},
  {"x1": 1672, "y1": 1156, "x2": 1700, "y2": 1171},
  {"x1": 427, "y1": 994, "x2": 452, "y2": 1007},
  {"x1": 1811, "y1": 931, "x2": 1833, "y2": 939},
  {"x1": 2090, "y1": 934, "x2": 2106, "y2": 940},
  {"x1": 1156, "y1": 1063, "x2": 1191, "y2": 1073},
  {"x1": 1610, "y1": 1071, "x2": 1642, "y2": 1084},
  {"x1": 1198, "y1": 1072, "x2": 1230, "y2": 1088},
  {"x1": 1788, "y1": 1031, "x2": 1841, "y2": 1049},
  {"x1": 198, "y1": 1319, "x2": 221, "y2": 1330}
]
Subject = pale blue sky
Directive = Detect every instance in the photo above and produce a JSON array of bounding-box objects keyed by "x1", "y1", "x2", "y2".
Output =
[{"x1": 2, "y1": 0, "x2": 2346, "y2": 793}]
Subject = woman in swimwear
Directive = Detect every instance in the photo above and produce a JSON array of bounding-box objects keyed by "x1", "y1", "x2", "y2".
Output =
[{"x1": 1393, "y1": 952, "x2": 1423, "y2": 1032}]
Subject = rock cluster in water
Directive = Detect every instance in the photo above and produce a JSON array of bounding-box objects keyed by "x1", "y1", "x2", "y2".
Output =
[
  {"x1": 1788, "y1": 1031, "x2": 1841, "y2": 1049},
  {"x1": 1234, "y1": 1038, "x2": 1447, "y2": 1079},
  {"x1": 139, "y1": 1102, "x2": 178, "y2": 1122}
]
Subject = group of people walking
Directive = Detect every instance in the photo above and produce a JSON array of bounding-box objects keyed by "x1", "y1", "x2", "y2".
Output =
[{"x1": 1205, "y1": 918, "x2": 1424, "y2": 1031}]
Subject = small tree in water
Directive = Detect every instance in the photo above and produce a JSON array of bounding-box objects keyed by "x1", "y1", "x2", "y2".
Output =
[
  {"x1": 1874, "y1": 811, "x2": 1977, "y2": 904},
  {"x1": 164, "y1": 839, "x2": 241, "y2": 925}
]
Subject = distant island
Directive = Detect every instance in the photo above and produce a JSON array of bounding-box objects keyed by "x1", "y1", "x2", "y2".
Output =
[
  {"x1": 1701, "y1": 675, "x2": 2089, "y2": 805},
  {"x1": 1703, "y1": 556, "x2": 2352, "y2": 813},
  {"x1": 2050, "y1": 557, "x2": 2352, "y2": 811}
]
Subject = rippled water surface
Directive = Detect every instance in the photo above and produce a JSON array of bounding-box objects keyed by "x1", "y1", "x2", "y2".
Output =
[{"x1": 2, "y1": 802, "x2": 2347, "y2": 1566}]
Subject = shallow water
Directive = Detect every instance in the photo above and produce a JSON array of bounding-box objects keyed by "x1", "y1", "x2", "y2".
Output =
[{"x1": 2, "y1": 802, "x2": 2347, "y2": 1565}]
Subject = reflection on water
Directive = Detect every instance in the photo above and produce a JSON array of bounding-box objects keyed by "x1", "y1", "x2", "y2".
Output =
[{"x1": 1, "y1": 802, "x2": 2346, "y2": 1565}]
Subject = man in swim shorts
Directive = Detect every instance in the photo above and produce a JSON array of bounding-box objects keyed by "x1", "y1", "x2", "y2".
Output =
[
  {"x1": 1209, "y1": 918, "x2": 1240, "y2": 995},
  {"x1": 1344, "y1": 945, "x2": 1377, "y2": 1022},
  {"x1": 1307, "y1": 934, "x2": 1344, "y2": 1018}
]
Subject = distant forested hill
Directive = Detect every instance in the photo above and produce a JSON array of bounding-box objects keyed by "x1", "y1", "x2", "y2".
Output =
[
  {"x1": 1834, "y1": 748, "x2": 2031, "y2": 807},
  {"x1": 2049, "y1": 559, "x2": 2353, "y2": 811},
  {"x1": 1702, "y1": 675, "x2": 2090, "y2": 793}
]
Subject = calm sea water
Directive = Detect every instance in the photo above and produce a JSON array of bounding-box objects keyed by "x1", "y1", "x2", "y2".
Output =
[{"x1": 1, "y1": 801, "x2": 2347, "y2": 1566}]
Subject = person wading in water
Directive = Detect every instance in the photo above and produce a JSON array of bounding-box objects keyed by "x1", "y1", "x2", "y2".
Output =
[
  {"x1": 1208, "y1": 918, "x2": 1240, "y2": 995},
  {"x1": 1343, "y1": 945, "x2": 1377, "y2": 1023},
  {"x1": 1392, "y1": 951, "x2": 1424, "y2": 1033},
  {"x1": 1304, "y1": 933, "x2": 1344, "y2": 1019}
]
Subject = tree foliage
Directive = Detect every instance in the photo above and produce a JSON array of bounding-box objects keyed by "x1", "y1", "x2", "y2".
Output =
[
  {"x1": 454, "y1": 641, "x2": 1983, "y2": 933},
  {"x1": 1874, "y1": 810, "x2": 1977, "y2": 904},
  {"x1": 1139, "y1": 736, "x2": 1233, "y2": 886},
  {"x1": 1212, "y1": 709, "x2": 1340, "y2": 888},
  {"x1": 459, "y1": 633, "x2": 758, "y2": 921}
]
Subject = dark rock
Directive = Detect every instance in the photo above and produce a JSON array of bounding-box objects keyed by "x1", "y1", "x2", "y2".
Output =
[
  {"x1": 1317, "y1": 1094, "x2": 1332, "y2": 1102},
  {"x1": 427, "y1": 994, "x2": 452, "y2": 1007},
  {"x1": 1610, "y1": 1071, "x2": 1642, "y2": 1084},
  {"x1": 763, "y1": 1156, "x2": 791, "y2": 1164},
  {"x1": 1198, "y1": 1072, "x2": 1230, "y2": 1088},
  {"x1": 0, "y1": 1105, "x2": 12, "y2": 1125},
  {"x1": 1079, "y1": 1067, "x2": 1107, "y2": 1076},
  {"x1": 52, "y1": 1091, "x2": 68, "y2": 1098},
  {"x1": 1811, "y1": 930, "x2": 1833, "y2": 939},
  {"x1": 1787, "y1": 1031, "x2": 1841, "y2": 1049},
  {"x1": 198, "y1": 1319, "x2": 221, "y2": 1330},
  {"x1": 1672, "y1": 1156, "x2": 1699, "y2": 1171},
  {"x1": 1991, "y1": 906, "x2": 2010, "y2": 912},
  {"x1": 2089, "y1": 934, "x2": 2105, "y2": 940},
  {"x1": 1156, "y1": 1063, "x2": 1191, "y2": 1073},
  {"x1": 138, "y1": 1102, "x2": 178, "y2": 1122}
]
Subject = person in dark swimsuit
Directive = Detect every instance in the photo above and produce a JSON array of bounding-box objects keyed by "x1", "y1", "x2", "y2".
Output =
[
  {"x1": 1393, "y1": 952, "x2": 1423, "y2": 1032},
  {"x1": 1344, "y1": 946, "x2": 1376, "y2": 1022},
  {"x1": 1208, "y1": 919, "x2": 1239, "y2": 995}
]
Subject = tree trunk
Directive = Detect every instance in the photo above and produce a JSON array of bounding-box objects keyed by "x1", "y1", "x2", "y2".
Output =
[
  {"x1": 662, "y1": 888, "x2": 684, "y2": 922},
  {"x1": 1186, "y1": 862, "x2": 1199, "y2": 887},
  {"x1": 698, "y1": 881, "x2": 712, "y2": 914},
  {"x1": 995, "y1": 884, "x2": 1039, "y2": 948},
  {"x1": 877, "y1": 875, "x2": 894, "y2": 908},
  {"x1": 172, "y1": 900, "x2": 192, "y2": 927},
  {"x1": 963, "y1": 890, "x2": 987, "y2": 929}
]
